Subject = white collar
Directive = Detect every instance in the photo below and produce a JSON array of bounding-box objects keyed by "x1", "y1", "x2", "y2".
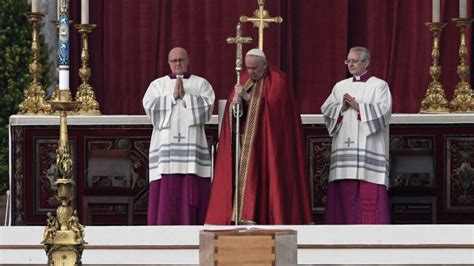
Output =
[{"x1": 354, "y1": 71, "x2": 368, "y2": 80}]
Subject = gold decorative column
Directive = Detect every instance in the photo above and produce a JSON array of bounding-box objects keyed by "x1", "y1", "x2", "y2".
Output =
[
  {"x1": 449, "y1": 18, "x2": 474, "y2": 112},
  {"x1": 74, "y1": 24, "x2": 100, "y2": 115},
  {"x1": 42, "y1": 1, "x2": 85, "y2": 264},
  {"x1": 43, "y1": 91, "x2": 85, "y2": 265},
  {"x1": 18, "y1": 12, "x2": 51, "y2": 114},
  {"x1": 420, "y1": 22, "x2": 449, "y2": 113}
]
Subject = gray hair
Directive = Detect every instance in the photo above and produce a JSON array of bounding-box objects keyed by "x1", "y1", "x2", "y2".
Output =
[{"x1": 349, "y1": 46, "x2": 370, "y2": 61}]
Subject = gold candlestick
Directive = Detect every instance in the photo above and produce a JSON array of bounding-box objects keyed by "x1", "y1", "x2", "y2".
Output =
[
  {"x1": 18, "y1": 12, "x2": 51, "y2": 114},
  {"x1": 43, "y1": 1, "x2": 86, "y2": 263},
  {"x1": 420, "y1": 22, "x2": 449, "y2": 113},
  {"x1": 449, "y1": 18, "x2": 474, "y2": 112},
  {"x1": 43, "y1": 91, "x2": 85, "y2": 264},
  {"x1": 50, "y1": 20, "x2": 72, "y2": 104},
  {"x1": 74, "y1": 24, "x2": 100, "y2": 115}
]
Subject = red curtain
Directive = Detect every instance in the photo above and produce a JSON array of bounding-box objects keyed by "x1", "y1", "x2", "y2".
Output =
[{"x1": 67, "y1": 0, "x2": 471, "y2": 114}]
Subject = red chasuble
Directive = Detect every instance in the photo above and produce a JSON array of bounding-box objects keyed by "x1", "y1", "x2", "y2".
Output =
[{"x1": 206, "y1": 66, "x2": 313, "y2": 225}]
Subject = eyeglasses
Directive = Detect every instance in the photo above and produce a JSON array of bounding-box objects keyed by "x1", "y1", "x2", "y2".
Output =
[
  {"x1": 344, "y1": 59, "x2": 365, "y2": 65},
  {"x1": 169, "y1": 58, "x2": 187, "y2": 64}
]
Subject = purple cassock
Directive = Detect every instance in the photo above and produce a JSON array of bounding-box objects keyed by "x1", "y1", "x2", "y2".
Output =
[
  {"x1": 324, "y1": 179, "x2": 390, "y2": 224},
  {"x1": 147, "y1": 174, "x2": 210, "y2": 225}
]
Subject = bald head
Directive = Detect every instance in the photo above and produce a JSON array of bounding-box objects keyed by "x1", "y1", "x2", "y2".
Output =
[
  {"x1": 169, "y1": 47, "x2": 188, "y2": 59},
  {"x1": 168, "y1": 47, "x2": 190, "y2": 75}
]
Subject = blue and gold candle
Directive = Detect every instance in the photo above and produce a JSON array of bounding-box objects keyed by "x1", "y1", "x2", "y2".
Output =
[{"x1": 58, "y1": 0, "x2": 70, "y2": 91}]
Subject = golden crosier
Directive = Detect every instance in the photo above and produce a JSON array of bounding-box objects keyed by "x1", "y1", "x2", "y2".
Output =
[{"x1": 226, "y1": 22, "x2": 252, "y2": 225}]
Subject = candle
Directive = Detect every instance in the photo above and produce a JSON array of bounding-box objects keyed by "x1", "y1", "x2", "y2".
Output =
[
  {"x1": 81, "y1": 0, "x2": 89, "y2": 24},
  {"x1": 58, "y1": 0, "x2": 70, "y2": 91},
  {"x1": 31, "y1": 0, "x2": 39, "y2": 12},
  {"x1": 59, "y1": 68, "x2": 69, "y2": 91},
  {"x1": 432, "y1": 0, "x2": 440, "y2": 22},
  {"x1": 460, "y1": 0, "x2": 467, "y2": 18},
  {"x1": 57, "y1": 0, "x2": 60, "y2": 20}
]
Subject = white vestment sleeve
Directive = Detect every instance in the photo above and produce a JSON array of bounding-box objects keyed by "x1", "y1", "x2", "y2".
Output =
[
  {"x1": 183, "y1": 80, "x2": 215, "y2": 126},
  {"x1": 143, "y1": 83, "x2": 174, "y2": 130},
  {"x1": 321, "y1": 86, "x2": 343, "y2": 136},
  {"x1": 359, "y1": 81, "x2": 392, "y2": 137}
]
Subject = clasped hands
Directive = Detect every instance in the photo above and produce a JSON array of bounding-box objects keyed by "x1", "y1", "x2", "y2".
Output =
[
  {"x1": 341, "y1": 93, "x2": 360, "y2": 112},
  {"x1": 232, "y1": 84, "x2": 250, "y2": 105},
  {"x1": 173, "y1": 77, "x2": 185, "y2": 100}
]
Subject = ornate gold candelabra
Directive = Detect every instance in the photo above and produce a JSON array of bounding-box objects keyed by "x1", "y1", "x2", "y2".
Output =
[
  {"x1": 74, "y1": 23, "x2": 100, "y2": 115},
  {"x1": 43, "y1": 91, "x2": 85, "y2": 265},
  {"x1": 420, "y1": 22, "x2": 449, "y2": 113},
  {"x1": 449, "y1": 18, "x2": 474, "y2": 112},
  {"x1": 18, "y1": 12, "x2": 51, "y2": 114},
  {"x1": 50, "y1": 20, "x2": 72, "y2": 103}
]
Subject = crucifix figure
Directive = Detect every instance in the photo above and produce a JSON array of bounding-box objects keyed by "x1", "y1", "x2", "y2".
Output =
[
  {"x1": 174, "y1": 133, "x2": 185, "y2": 143},
  {"x1": 345, "y1": 137, "x2": 355, "y2": 147},
  {"x1": 240, "y1": 0, "x2": 283, "y2": 50}
]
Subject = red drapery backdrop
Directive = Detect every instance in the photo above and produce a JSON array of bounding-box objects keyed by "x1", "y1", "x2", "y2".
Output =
[{"x1": 67, "y1": 0, "x2": 471, "y2": 115}]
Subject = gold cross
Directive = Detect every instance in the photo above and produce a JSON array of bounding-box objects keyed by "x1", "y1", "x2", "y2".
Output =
[
  {"x1": 240, "y1": 0, "x2": 283, "y2": 50},
  {"x1": 226, "y1": 23, "x2": 252, "y2": 85}
]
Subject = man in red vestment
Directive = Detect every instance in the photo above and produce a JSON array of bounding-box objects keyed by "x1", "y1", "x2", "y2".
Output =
[{"x1": 205, "y1": 49, "x2": 313, "y2": 225}]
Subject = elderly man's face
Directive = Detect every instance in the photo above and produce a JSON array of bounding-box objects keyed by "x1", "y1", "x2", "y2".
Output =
[
  {"x1": 346, "y1": 51, "x2": 369, "y2": 77},
  {"x1": 245, "y1": 55, "x2": 266, "y2": 81},
  {"x1": 168, "y1": 48, "x2": 189, "y2": 75}
]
